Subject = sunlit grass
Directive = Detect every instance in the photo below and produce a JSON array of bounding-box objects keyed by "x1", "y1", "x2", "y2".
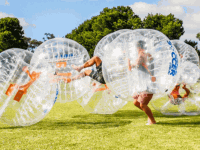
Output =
[{"x1": 0, "y1": 99, "x2": 200, "y2": 150}]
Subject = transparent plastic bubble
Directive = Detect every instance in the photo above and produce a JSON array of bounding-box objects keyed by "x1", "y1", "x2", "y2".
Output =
[
  {"x1": 151, "y1": 86, "x2": 200, "y2": 116},
  {"x1": 102, "y1": 29, "x2": 180, "y2": 101},
  {"x1": 171, "y1": 40, "x2": 199, "y2": 84},
  {"x1": 179, "y1": 61, "x2": 199, "y2": 84},
  {"x1": 151, "y1": 40, "x2": 200, "y2": 115},
  {"x1": 77, "y1": 80, "x2": 127, "y2": 114},
  {"x1": 171, "y1": 40, "x2": 199, "y2": 66},
  {"x1": 31, "y1": 38, "x2": 91, "y2": 103},
  {"x1": 0, "y1": 49, "x2": 57, "y2": 126},
  {"x1": 94, "y1": 29, "x2": 132, "y2": 59}
]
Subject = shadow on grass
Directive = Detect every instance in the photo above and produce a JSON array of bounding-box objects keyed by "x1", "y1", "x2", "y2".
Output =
[
  {"x1": 1, "y1": 110, "x2": 199, "y2": 130},
  {"x1": 150, "y1": 111, "x2": 200, "y2": 127},
  {"x1": 0, "y1": 110, "x2": 138, "y2": 130},
  {"x1": 0, "y1": 126, "x2": 24, "y2": 129},
  {"x1": 45, "y1": 120, "x2": 132, "y2": 129},
  {"x1": 72, "y1": 110, "x2": 145, "y2": 119},
  {"x1": 34, "y1": 110, "x2": 142, "y2": 130},
  {"x1": 157, "y1": 120, "x2": 200, "y2": 127}
]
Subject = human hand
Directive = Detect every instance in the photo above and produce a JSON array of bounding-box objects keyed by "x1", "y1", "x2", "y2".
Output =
[
  {"x1": 92, "y1": 82, "x2": 96, "y2": 86},
  {"x1": 127, "y1": 58, "x2": 132, "y2": 71},
  {"x1": 182, "y1": 83, "x2": 186, "y2": 89},
  {"x1": 22, "y1": 66, "x2": 29, "y2": 73},
  {"x1": 149, "y1": 57, "x2": 153, "y2": 61},
  {"x1": 151, "y1": 76, "x2": 156, "y2": 82}
]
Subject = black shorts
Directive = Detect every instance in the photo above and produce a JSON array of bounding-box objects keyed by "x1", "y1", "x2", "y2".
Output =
[{"x1": 89, "y1": 62, "x2": 106, "y2": 84}]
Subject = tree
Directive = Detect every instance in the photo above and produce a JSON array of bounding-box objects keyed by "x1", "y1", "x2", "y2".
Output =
[
  {"x1": 184, "y1": 39, "x2": 200, "y2": 57},
  {"x1": 0, "y1": 17, "x2": 28, "y2": 52},
  {"x1": 24, "y1": 37, "x2": 43, "y2": 52},
  {"x1": 43, "y1": 33, "x2": 55, "y2": 41},
  {"x1": 66, "y1": 6, "x2": 142, "y2": 56},
  {"x1": 143, "y1": 13, "x2": 185, "y2": 40},
  {"x1": 196, "y1": 32, "x2": 200, "y2": 41}
]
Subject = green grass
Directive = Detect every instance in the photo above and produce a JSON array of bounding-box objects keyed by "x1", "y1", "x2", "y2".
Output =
[{"x1": 1, "y1": 100, "x2": 200, "y2": 150}]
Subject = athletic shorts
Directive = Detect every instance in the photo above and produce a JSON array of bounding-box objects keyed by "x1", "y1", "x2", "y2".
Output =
[{"x1": 89, "y1": 62, "x2": 106, "y2": 84}]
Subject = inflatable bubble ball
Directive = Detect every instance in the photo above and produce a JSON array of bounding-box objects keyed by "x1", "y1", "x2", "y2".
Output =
[
  {"x1": 0, "y1": 49, "x2": 57, "y2": 126},
  {"x1": 171, "y1": 40, "x2": 199, "y2": 84},
  {"x1": 77, "y1": 80, "x2": 127, "y2": 114},
  {"x1": 102, "y1": 29, "x2": 180, "y2": 101},
  {"x1": 151, "y1": 85, "x2": 200, "y2": 116},
  {"x1": 31, "y1": 38, "x2": 92, "y2": 103},
  {"x1": 151, "y1": 40, "x2": 200, "y2": 115},
  {"x1": 94, "y1": 29, "x2": 132, "y2": 59}
]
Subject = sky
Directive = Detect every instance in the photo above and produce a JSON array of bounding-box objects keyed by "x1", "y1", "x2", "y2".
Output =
[{"x1": 1, "y1": 0, "x2": 200, "y2": 47}]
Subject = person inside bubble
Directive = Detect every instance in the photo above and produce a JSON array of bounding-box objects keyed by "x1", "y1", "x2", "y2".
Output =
[
  {"x1": 168, "y1": 83, "x2": 190, "y2": 105},
  {"x1": 128, "y1": 40, "x2": 156, "y2": 125},
  {"x1": 52, "y1": 56, "x2": 109, "y2": 92}
]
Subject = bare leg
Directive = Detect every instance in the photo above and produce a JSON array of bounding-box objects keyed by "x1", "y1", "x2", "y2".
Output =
[
  {"x1": 138, "y1": 94, "x2": 156, "y2": 125},
  {"x1": 133, "y1": 98, "x2": 151, "y2": 123},
  {"x1": 72, "y1": 56, "x2": 102, "y2": 72},
  {"x1": 133, "y1": 99, "x2": 142, "y2": 111},
  {"x1": 58, "y1": 70, "x2": 92, "y2": 83},
  {"x1": 71, "y1": 71, "x2": 89, "y2": 81}
]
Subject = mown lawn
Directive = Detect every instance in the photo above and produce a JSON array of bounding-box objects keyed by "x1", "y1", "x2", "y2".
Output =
[{"x1": 0, "y1": 99, "x2": 200, "y2": 150}]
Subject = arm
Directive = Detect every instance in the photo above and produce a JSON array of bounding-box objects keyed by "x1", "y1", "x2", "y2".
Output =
[
  {"x1": 182, "y1": 84, "x2": 190, "y2": 98},
  {"x1": 140, "y1": 54, "x2": 156, "y2": 82},
  {"x1": 141, "y1": 63, "x2": 152, "y2": 76},
  {"x1": 22, "y1": 66, "x2": 32, "y2": 78},
  {"x1": 128, "y1": 58, "x2": 132, "y2": 71},
  {"x1": 147, "y1": 53, "x2": 153, "y2": 61},
  {"x1": 127, "y1": 55, "x2": 143, "y2": 71}
]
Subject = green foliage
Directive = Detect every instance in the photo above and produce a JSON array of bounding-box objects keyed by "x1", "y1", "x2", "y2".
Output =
[
  {"x1": 184, "y1": 39, "x2": 200, "y2": 57},
  {"x1": 0, "y1": 17, "x2": 28, "y2": 52},
  {"x1": 66, "y1": 6, "x2": 142, "y2": 56},
  {"x1": 43, "y1": 33, "x2": 55, "y2": 41},
  {"x1": 143, "y1": 13, "x2": 185, "y2": 40},
  {"x1": 24, "y1": 37, "x2": 43, "y2": 52},
  {"x1": 196, "y1": 32, "x2": 200, "y2": 41}
]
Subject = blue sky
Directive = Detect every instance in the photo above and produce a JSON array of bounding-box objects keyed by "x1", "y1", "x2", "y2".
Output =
[{"x1": 1, "y1": 0, "x2": 200, "y2": 46}]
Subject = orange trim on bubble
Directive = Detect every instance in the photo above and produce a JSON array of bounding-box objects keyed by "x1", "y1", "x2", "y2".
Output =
[
  {"x1": 56, "y1": 62, "x2": 67, "y2": 68},
  {"x1": 95, "y1": 84, "x2": 109, "y2": 92},
  {"x1": 5, "y1": 84, "x2": 16, "y2": 96},
  {"x1": 14, "y1": 69, "x2": 41, "y2": 102},
  {"x1": 13, "y1": 90, "x2": 24, "y2": 102}
]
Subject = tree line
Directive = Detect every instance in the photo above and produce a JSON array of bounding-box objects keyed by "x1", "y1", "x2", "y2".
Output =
[{"x1": 0, "y1": 6, "x2": 200, "y2": 57}]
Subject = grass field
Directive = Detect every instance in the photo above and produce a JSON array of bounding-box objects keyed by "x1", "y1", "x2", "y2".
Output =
[{"x1": 0, "y1": 99, "x2": 200, "y2": 150}]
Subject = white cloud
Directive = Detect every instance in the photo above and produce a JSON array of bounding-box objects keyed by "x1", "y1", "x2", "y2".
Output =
[
  {"x1": 5, "y1": 0, "x2": 10, "y2": 5},
  {"x1": 129, "y1": 1, "x2": 200, "y2": 47},
  {"x1": 0, "y1": 12, "x2": 14, "y2": 18},
  {"x1": 130, "y1": 2, "x2": 185, "y2": 20},
  {"x1": 167, "y1": 0, "x2": 200, "y2": 6},
  {"x1": 0, "y1": 12, "x2": 36, "y2": 29}
]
